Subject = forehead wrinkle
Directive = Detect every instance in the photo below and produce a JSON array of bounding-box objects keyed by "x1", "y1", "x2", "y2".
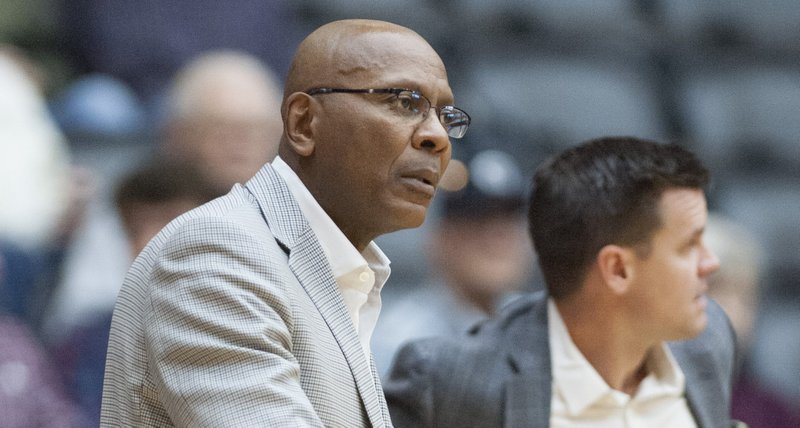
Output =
[
  {"x1": 335, "y1": 32, "x2": 444, "y2": 82},
  {"x1": 351, "y1": 34, "x2": 452, "y2": 104}
]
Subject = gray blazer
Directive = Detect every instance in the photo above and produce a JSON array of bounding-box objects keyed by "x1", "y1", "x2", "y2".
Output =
[
  {"x1": 101, "y1": 164, "x2": 391, "y2": 427},
  {"x1": 385, "y1": 291, "x2": 736, "y2": 428}
]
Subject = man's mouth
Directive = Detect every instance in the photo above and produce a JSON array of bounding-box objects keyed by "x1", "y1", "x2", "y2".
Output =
[
  {"x1": 401, "y1": 169, "x2": 439, "y2": 197},
  {"x1": 694, "y1": 292, "x2": 708, "y2": 310}
]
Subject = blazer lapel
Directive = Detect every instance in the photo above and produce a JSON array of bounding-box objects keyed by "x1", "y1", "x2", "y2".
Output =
[
  {"x1": 670, "y1": 340, "x2": 722, "y2": 428},
  {"x1": 505, "y1": 365, "x2": 550, "y2": 428},
  {"x1": 371, "y1": 352, "x2": 392, "y2": 423},
  {"x1": 246, "y1": 164, "x2": 386, "y2": 427},
  {"x1": 501, "y1": 292, "x2": 726, "y2": 428},
  {"x1": 505, "y1": 293, "x2": 552, "y2": 428}
]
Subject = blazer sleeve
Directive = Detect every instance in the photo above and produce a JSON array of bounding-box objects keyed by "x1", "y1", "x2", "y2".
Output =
[
  {"x1": 383, "y1": 339, "x2": 439, "y2": 428},
  {"x1": 384, "y1": 334, "x2": 511, "y2": 428},
  {"x1": 145, "y1": 216, "x2": 323, "y2": 427}
]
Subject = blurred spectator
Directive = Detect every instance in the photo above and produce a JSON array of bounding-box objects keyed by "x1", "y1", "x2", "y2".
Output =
[
  {"x1": 0, "y1": 241, "x2": 46, "y2": 328},
  {"x1": 0, "y1": 46, "x2": 72, "y2": 251},
  {"x1": 0, "y1": 46, "x2": 94, "y2": 331},
  {"x1": 0, "y1": 317, "x2": 88, "y2": 428},
  {"x1": 53, "y1": 158, "x2": 216, "y2": 426},
  {"x1": 705, "y1": 213, "x2": 800, "y2": 428},
  {"x1": 372, "y1": 150, "x2": 534, "y2": 378},
  {"x1": 160, "y1": 49, "x2": 284, "y2": 196},
  {"x1": 114, "y1": 159, "x2": 217, "y2": 257},
  {"x1": 44, "y1": 49, "x2": 283, "y2": 340},
  {"x1": 0, "y1": 245, "x2": 87, "y2": 427},
  {"x1": 49, "y1": 73, "x2": 148, "y2": 138}
]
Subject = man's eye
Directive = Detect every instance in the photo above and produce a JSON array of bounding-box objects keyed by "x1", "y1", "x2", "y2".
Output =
[{"x1": 393, "y1": 92, "x2": 420, "y2": 113}]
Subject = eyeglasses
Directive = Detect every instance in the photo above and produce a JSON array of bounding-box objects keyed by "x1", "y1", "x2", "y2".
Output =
[{"x1": 305, "y1": 88, "x2": 471, "y2": 139}]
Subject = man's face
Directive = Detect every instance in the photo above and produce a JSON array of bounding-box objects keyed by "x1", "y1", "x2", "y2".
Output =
[
  {"x1": 185, "y1": 113, "x2": 279, "y2": 193},
  {"x1": 306, "y1": 31, "x2": 453, "y2": 246},
  {"x1": 435, "y1": 215, "x2": 531, "y2": 304},
  {"x1": 172, "y1": 74, "x2": 282, "y2": 195},
  {"x1": 626, "y1": 188, "x2": 720, "y2": 342}
]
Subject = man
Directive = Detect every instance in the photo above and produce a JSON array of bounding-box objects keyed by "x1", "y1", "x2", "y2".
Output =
[
  {"x1": 372, "y1": 149, "x2": 532, "y2": 378},
  {"x1": 115, "y1": 159, "x2": 218, "y2": 258},
  {"x1": 160, "y1": 50, "x2": 284, "y2": 197},
  {"x1": 385, "y1": 137, "x2": 737, "y2": 427},
  {"x1": 101, "y1": 19, "x2": 470, "y2": 427}
]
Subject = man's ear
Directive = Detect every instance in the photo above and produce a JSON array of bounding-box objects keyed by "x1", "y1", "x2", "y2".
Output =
[
  {"x1": 596, "y1": 244, "x2": 635, "y2": 295},
  {"x1": 284, "y1": 92, "x2": 316, "y2": 157}
]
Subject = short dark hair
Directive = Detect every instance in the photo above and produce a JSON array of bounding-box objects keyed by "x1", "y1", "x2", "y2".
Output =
[
  {"x1": 115, "y1": 158, "x2": 216, "y2": 232},
  {"x1": 528, "y1": 136, "x2": 709, "y2": 299}
]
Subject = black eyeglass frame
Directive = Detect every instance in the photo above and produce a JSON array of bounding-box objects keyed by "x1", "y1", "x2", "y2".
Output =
[{"x1": 304, "y1": 87, "x2": 471, "y2": 139}]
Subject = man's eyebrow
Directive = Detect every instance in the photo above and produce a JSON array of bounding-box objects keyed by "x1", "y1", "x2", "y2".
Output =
[{"x1": 683, "y1": 227, "x2": 705, "y2": 246}]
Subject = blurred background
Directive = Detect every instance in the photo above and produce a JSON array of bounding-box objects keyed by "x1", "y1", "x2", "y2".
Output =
[{"x1": 1, "y1": 1, "x2": 798, "y2": 427}]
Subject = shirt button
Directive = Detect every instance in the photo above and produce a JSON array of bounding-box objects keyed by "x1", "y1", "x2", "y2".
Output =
[{"x1": 359, "y1": 271, "x2": 370, "y2": 282}]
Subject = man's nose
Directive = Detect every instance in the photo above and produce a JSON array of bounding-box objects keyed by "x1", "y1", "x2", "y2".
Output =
[
  {"x1": 699, "y1": 243, "x2": 721, "y2": 277},
  {"x1": 413, "y1": 111, "x2": 451, "y2": 153}
]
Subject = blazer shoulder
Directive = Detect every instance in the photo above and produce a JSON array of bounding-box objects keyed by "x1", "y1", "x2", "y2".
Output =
[
  {"x1": 127, "y1": 185, "x2": 280, "y2": 288},
  {"x1": 467, "y1": 291, "x2": 548, "y2": 338},
  {"x1": 385, "y1": 295, "x2": 547, "y2": 428},
  {"x1": 388, "y1": 292, "x2": 547, "y2": 380}
]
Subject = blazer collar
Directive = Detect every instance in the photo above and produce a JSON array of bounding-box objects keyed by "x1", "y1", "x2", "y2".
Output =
[
  {"x1": 503, "y1": 291, "x2": 725, "y2": 428},
  {"x1": 669, "y1": 337, "x2": 722, "y2": 428},
  {"x1": 244, "y1": 164, "x2": 388, "y2": 427},
  {"x1": 504, "y1": 292, "x2": 552, "y2": 428}
]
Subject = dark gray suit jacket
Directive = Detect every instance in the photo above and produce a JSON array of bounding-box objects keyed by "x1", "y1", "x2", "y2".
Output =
[{"x1": 385, "y1": 291, "x2": 736, "y2": 428}]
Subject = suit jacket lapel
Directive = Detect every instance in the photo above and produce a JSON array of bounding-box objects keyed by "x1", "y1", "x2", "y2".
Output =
[
  {"x1": 502, "y1": 292, "x2": 726, "y2": 428},
  {"x1": 371, "y1": 352, "x2": 392, "y2": 423},
  {"x1": 670, "y1": 339, "x2": 721, "y2": 428},
  {"x1": 289, "y1": 229, "x2": 386, "y2": 427},
  {"x1": 505, "y1": 293, "x2": 552, "y2": 428},
  {"x1": 246, "y1": 164, "x2": 386, "y2": 427}
]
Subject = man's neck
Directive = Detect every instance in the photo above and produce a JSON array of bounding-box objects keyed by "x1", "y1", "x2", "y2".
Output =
[{"x1": 555, "y1": 296, "x2": 657, "y2": 395}]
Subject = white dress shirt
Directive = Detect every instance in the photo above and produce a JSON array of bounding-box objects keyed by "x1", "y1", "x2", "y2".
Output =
[
  {"x1": 272, "y1": 157, "x2": 390, "y2": 359},
  {"x1": 547, "y1": 299, "x2": 697, "y2": 428}
]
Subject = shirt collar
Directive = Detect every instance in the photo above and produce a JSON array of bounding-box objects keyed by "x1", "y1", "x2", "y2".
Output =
[
  {"x1": 271, "y1": 156, "x2": 390, "y2": 287},
  {"x1": 547, "y1": 298, "x2": 686, "y2": 416}
]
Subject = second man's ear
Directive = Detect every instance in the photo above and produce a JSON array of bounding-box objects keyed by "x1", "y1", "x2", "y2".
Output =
[
  {"x1": 284, "y1": 92, "x2": 317, "y2": 157},
  {"x1": 596, "y1": 244, "x2": 635, "y2": 295}
]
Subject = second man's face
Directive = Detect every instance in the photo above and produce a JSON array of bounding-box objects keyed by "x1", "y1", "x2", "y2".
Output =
[{"x1": 626, "y1": 188, "x2": 721, "y2": 342}]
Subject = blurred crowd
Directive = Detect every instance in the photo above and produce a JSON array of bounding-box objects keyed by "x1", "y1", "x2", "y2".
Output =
[{"x1": 1, "y1": 1, "x2": 798, "y2": 427}]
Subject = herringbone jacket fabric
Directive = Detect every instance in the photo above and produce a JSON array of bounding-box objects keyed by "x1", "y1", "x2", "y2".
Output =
[{"x1": 101, "y1": 163, "x2": 390, "y2": 427}]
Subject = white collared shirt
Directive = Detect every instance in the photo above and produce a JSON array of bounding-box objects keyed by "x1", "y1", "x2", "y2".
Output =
[
  {"x1": 547, "y1": 299, "x2": 697, "y2": 428},
  {"x1": 272, "y1": 157, "x2": 390, "y2": 359}
]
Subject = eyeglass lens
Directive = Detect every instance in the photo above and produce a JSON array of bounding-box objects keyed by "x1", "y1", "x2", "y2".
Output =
[{"x1": 403, "y1": 91, "x2": 469, "y2": 139}]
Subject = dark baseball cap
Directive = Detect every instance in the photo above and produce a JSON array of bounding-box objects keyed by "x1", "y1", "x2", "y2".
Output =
[{"x1": 441, "y1": 149, "x2": 526, "y2": 219}]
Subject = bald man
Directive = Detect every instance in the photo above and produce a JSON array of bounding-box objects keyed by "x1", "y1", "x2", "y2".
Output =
[
  {"x1": 160, "y1": 50, "x2": 284, "y2": 196},
  {"x1": 100, "y1": 20, "x2": 470, "y2": 427}
]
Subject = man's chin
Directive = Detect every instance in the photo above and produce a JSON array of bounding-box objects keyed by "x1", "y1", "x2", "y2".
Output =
[
  {"x1": 683, "y1": 314, "x2": 709, "y2": 340},
  {"x1": 386, "y1": 204, "x2": 428, "y2": 232}
]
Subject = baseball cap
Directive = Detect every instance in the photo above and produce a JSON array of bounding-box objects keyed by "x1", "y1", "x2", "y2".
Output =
[{"x1": 441, "y1": 149, "x2": 526, "y2": 219}]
